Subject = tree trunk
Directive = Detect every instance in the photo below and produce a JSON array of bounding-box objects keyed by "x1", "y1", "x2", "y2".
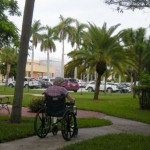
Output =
[
  {"x1": 93, "y1": 74, "x2": 101, "y2": 100},
  {"x1": 10, "y1": 0, "x2": 35, "y2": 123},
  {"x1": 61, "y1": 39, "x2": 65, "y2": 78},
  {"x1": 74, "y1": 45, "x2": 78, "y2": 79},
  {"x1": 30, "y1": 42, "x2": 34, "y2": 77},
  {"x1": 5, "y1": 63, "x2": 11, "y2": 87},
  {"x1": 47, "y1": 50, "x2": 50, "y2": 78}
]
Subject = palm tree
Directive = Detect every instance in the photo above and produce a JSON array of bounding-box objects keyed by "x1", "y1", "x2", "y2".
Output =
[
  {"x1": 67, "y1": 23, "x2": 128, "y2": 100},
  {"x1": 40, "y1": 25, "x2": 56, "y2": 78},
  {"x1": 144, "y1": 37, "x2": 150, "y2": 73},
  {"x1": 0, "y1": 47, "x2": 18, "y2": 86},
  {"x1": 10, "y1": 0, "x2": 35, "y2": 123},
  {"x1": 30, "y1": 20, "x2": 44, "y2": 77},
  {"x1": 121, "y1": 28, "x2": 148, "y2": 83},
  {"x1": 54, "y1": 15, "x2": 76, "y2": 77},
  {"x1": 72, "y1": 21, "x2": 88, "y2": 79}
]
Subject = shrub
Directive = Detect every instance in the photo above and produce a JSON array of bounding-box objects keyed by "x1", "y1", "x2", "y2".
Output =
[
  {"x1": 28, "y1": 97, "x2": 45, "y2": 112},
  {"x1": 140, "y1": 72, "x2": 150, "y2": 86},
  {"x1": 133, "y1": 72, "x2": 150, "y2": 110}
]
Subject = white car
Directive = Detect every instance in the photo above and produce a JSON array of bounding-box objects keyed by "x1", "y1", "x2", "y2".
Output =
[
  {"x1": 24, "y1": 77, "x2": 42, "y2": 89},
  {"x1": 42, "y1": 78, "x2": 54, "y2": 85},
  {"x1": 8, "y1": 80, "x2": 16, "y2": 87},
  {"x1": 85, "y1": 81, "x2": 119, "y2": 93},
  {"x1": 77, "y1": 79, "x2": 87, "y2": 88},
  {"x1": 8, "y1": 77, "x2": 42, "y2": 89}
]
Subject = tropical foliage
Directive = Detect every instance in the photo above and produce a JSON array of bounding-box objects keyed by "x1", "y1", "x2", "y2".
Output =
[
  {"x1": 121, "y1": 28, "x2": 150, "y2": 83},
  {"x1": 30, "y1": 20, "x2": 44, "y2": 77},
  {"x1": 72, "y1": 21, "x2": 88, "y2": 79},
  {"x1": 67, "y1": 23, "x2": 128, "y2": 100},
  {"x1": 54, "y1": 15, "x2": 76, "y2": 77},
  {"x1": 0, "y1": 47, "x2": 18, "y2": 85},
  {"x1": 0, "y1": 0, "x2": 20, "y2": 48},
  {"x1": 40, "y1": 25, "x2": 56, "y2": 78}
]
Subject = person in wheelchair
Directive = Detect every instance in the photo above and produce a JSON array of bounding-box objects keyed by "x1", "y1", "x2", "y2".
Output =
[
  {"x1": 44, "y1": 77, "x2": 75, "y2": 124},
  {"x1": 34, "y1": 77, "x2": 78, "y2": 141}
]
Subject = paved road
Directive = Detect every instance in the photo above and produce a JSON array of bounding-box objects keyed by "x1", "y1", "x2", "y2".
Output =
[{"x1": 0, "y1": 115, "x2": 150, "y2": 150}]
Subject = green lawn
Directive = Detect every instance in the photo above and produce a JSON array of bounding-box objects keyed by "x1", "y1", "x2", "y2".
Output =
[
  {"x1": 72, "y1": 92, "x2": 150, "y2": 124},
  {"x1": 58, "y1": 134, "x2": 150, "y2": 150},
  {"x1": 0, "y1": 86, "x2": 150, "y2": 124},
  {"x1": 0, "y1": 116, "x2": 111, "y2": 143}
]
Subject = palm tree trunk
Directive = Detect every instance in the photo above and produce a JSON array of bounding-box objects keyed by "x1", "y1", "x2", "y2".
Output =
[
  {"x1": 104, "y1": 75, "x2": 107, "y2": 94},
  {"x1": 87, "y1": 72, "x2": 89, "y2": 82},
  {"x1": 94, "y1": 72, "x2": 97, "y2": 80},
  {"x1": 74, "y1": 45, "x2": 78, "y2": 79},
  {"x1": 5, "y1": 63, "x2": 11, "y2": 87},
  {"x1": 61, "y1": 39, "x2": 65, "y2": 78},
  {"x1": 47, "y1": 51, "x2": 50, "y2": 78},
  {"x1": 10, "y1": 0, "x2": 35, "y2": 123},
  {"x1": 93, "y1": 74, "x2": 101, "y2": 100},
  {"x1": 119, "y1": 74, "x2": 121, "y2": 83},
  {"x1": 30, "y1": 42, "x2": 34, "y2": 77},
  {"x1": 74, "y1": 67, "x2": 77, "y2": 79}
]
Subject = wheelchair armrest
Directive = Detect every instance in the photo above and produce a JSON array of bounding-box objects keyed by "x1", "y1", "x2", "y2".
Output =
[{"x1": 65, "y1": 102, "x2": 74, "y2": 106}]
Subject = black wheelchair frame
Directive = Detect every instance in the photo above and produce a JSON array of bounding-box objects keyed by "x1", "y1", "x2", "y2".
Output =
[{"x1": 34, "y1": 94, "x2": 78, "y2": 141}]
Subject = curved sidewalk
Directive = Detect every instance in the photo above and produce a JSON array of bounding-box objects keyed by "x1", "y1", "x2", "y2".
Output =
[
  {"x1": 0, "y1": 108, "x2": 150, "y2": 150},
  {"x1": 0, "y1": 106, "x2": 105, "y2": 118}
]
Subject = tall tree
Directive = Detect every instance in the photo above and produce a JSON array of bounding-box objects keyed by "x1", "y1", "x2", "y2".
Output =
[
  {"x1": 0, "y1": 47, "x2": 18, "y2": 86},
  {"x1": 0, "y1": 0, "x2": 20, "y2": 48},
  {"x1": 40, "y1": 26, "x2": 56, "y2": 78},
  {"x1": 10, "y1": 0, "x2": 35, "y2": 123},
  {"x1": 72, "y1": 21, "x2": 88, "y2": 79},
  {"x1": 144, "y1": 37, "x2": 150, "y2": 73},
  {"x1": 67, "y1": 23, "x2": 128, "y2": 100},
  {"x1": 54, "y1": 15, "x2": 76, "y2": 77},
  {"x1": 30, "y1": 20, "x2": 44, "y2": 77},
  {"x1": 121, "y1": 28, "x2": 148, "y2": 82}
]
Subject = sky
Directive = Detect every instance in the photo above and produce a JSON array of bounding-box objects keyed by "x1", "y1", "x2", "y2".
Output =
[{"x1": 10, "y1": 0, "x2": 150, "y2": 63}]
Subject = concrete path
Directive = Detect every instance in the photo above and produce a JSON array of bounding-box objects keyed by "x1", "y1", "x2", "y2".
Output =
[{"x1": 0, "y1": 114, "x2": 150, "y2": 150}]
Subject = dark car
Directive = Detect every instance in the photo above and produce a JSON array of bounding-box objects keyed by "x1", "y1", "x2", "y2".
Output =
[
  {"x1": 117, "y1": 83, "x2": 131, "y2": 93},
  {"x1": 62, "y1": 78, "x2": 80, "y2": 92},
  {"x1": 38, "y1": 79, "x2": 51, "y2": 88}
]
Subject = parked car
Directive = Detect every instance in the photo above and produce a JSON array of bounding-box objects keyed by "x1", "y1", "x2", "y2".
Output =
[
  {"x1": 42, "y1": 78, "x2": 54, "y2": 85},
  {"x1": 38, "y1": 79, "x2": 51, "y2": 88},
  {"x1": 62, "y1": 78, "x2": 80, "y2": 92},
  {"x1": 8, "y1": 80, "x2": 16, "y2": 87},
  {"x1": 77, "y1": 79, "x2": 87, "y2": 88},
  {"x1": 117, "y1": 83, "x2": 131, "y2": 93},
  {"x1": 24, "y1": 77, "x2": 42, "y2": 89},
  {"x1": 8, "y1": 77, "x2": 42, "y2": 89},
  {"x1": 85, "y1": 81, "x2": 119, "y2": 93}
]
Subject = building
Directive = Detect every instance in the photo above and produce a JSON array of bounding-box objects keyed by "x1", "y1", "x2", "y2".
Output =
[{"x1": 26, "y1": 58, "x2": 61, "y2": 79}]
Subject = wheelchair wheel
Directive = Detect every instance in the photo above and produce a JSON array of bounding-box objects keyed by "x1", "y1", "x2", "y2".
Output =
[
  {"x1": 61, "y1": 111, "x2": 77, "y2": 141},
  {"x1": 34, "y1": 108, "x2": 51, "y2": 138}
]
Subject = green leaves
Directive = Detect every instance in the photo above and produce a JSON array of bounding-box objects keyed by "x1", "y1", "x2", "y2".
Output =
[{"x1": 0, "y1": 0, "x2": 20, "y2": 48}]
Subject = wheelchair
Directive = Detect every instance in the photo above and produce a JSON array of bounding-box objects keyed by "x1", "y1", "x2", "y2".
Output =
[{"x1": 34, "y1": 94, "x2": 78, "y2": 141}]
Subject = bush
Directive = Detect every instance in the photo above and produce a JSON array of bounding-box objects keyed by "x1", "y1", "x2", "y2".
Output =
[
  {"x1": 140, "y1": 72, "x2": 150, "y2": 86},
  {"x1": 28, "y1": 97, "x2": 45, "y2": 112},
  {"x1": 133, "y1": 72, "x2": 150, "y2": 110}
]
